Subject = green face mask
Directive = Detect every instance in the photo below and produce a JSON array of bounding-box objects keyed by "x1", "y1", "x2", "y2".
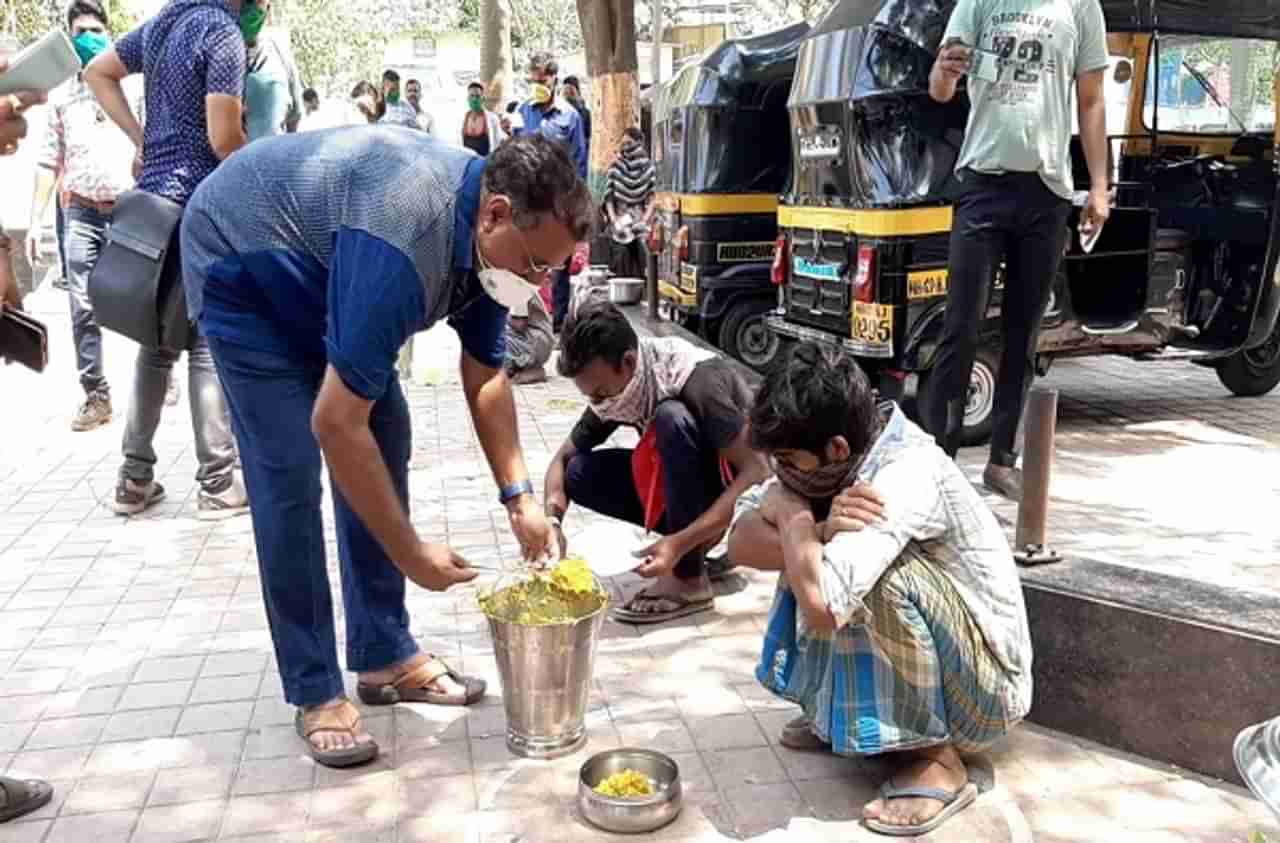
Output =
[
  {"x1": 239, "y1": 2, "x2": 266, "y2": 43},
  {"x1": 468, "y1": 94, "x2": 484, "y2": 112},
  {"x1": 386, "y1": 91, "x2": 400, "y2": 105},
  {"x1": 72, "y1": 31, "x2": 110, "y2": 67}
]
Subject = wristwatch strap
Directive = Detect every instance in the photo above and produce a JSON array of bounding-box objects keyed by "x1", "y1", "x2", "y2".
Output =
[{"x1": 498, "y1": 478, "x2": 534, "y2": 504}]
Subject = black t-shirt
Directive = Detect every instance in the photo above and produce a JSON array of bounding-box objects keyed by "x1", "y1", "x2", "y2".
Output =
[{"x1": 570, "y1": 358, "x2": 751, "y2": 454}]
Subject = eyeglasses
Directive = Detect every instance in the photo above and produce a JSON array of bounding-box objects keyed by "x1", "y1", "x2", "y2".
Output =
[{"x1": 514, "y1": 226, "x2": 554, "y2": 278}]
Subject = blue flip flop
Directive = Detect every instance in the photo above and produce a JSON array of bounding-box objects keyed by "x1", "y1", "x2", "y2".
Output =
[{"x1": 863, "y1": 780, "x2": 978, "y2": 837}]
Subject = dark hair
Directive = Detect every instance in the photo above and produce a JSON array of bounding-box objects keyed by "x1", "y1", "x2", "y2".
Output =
[
  {"x1": 483, "y1": 134, "x2": 594, "y2": 242},
  {"x1": 557, "y1": 303, "x2": 638, "y2": 377},
  {"x1": 350, "y1": 80, "x2": 377, "y2": 100},
  {"x1": 67, "y1": 0, "x2": 108, "y2": 31},
  {"x1": 623, "y1": 127, "x2": 644, "y2": 143},
  {"x1": 505, "y1": 100, "x2": 519, "y2": 114},
  {"x1": 563, "y1": 75, "x2": 581, "y2": 89},
  {"x1": 749, "y1": 342, "x2": 881, "y2": 457},
  {"x1": 468, "y1": 82, "x2": 484, "y2": 94},
  {"x1": 383, "y1": 69, "x2": 400, "y2": 83},
  {"x1": 406, "y1": 78, "x2": 420, "y2": 88},
  {"x1": 302, "y1": 88, "x2": 319, "y2": 103},
  {"x1": 528, "y1": 52, "x2": 558, "y2": 77}
]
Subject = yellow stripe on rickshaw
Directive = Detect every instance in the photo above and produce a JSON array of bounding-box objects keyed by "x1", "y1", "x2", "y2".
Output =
[
  {"x1": 663, "y1": 194, "x2": 781, "y2": 216},
  {"x1": 778, "y1": 205, "x2": 954, "y2": 237}
]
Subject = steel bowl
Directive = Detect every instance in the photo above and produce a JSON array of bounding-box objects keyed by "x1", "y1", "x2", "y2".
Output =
[
  {"x1": 609, "y1": 277, "x2": 645, "y2": 305},
  {"x1": 578, "y1": 748, "x2": 683, "y2": 834},
  {"x1": 1234, "y1": 716, "x2": 1280, "y2": 823}
]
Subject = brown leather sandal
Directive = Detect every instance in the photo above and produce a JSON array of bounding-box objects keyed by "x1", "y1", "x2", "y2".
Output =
[
  {"x1": 294, "y1": 699, "x2": 379, "y2": 768},
  {"x1": 356, "y1": 656, "x2": 487, "y2": 707}
]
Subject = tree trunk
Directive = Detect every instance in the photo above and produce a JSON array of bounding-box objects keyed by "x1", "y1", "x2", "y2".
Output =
[
  {"x1": 576, "y1": 0, "x2": 639, "y2": 202},
  {"x1": 480, "y1": 0, "x2": 514, "y2": 112}
]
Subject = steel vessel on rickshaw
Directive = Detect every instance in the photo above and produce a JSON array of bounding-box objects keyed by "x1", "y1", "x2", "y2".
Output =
[
  {"x1": 765, "y1": 0, "x2": 1280, "y2": 445},
  {"x1": 649, "y1": 22, "x2": 810, "y2": 370}
]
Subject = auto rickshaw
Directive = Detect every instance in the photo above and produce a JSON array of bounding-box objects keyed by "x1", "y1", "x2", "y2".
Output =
[
  {"x1": 649, "y1": 22, "x2": 809, "y2": 370},
  {"x1": 766, "y1": 0, "x2": 1280, "y2": 445}
]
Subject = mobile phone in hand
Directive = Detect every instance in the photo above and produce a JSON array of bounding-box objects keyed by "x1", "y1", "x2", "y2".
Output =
[{"x1": 0, "y1": 30, "x2": 80, "y2": 96}]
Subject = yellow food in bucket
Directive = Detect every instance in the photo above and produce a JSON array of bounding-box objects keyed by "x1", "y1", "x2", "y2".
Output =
[
  {"x1": 593, "y1": 769, "x2": 655, "y2": 798},
  {"x1": 478, "y1": 556, "x2": 607, "y2": 625}
]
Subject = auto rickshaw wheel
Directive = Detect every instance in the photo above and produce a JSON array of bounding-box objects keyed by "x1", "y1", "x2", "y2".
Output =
[
  {"x1": 916, "y1": 345, "x2": 1000, "y2": 448},
  {"x1": 1216, "y1": 323, "x2": 1280, "y2": 397},
  {"x1": 719, "y1": 300, "x2": 783, "y2": 372}
]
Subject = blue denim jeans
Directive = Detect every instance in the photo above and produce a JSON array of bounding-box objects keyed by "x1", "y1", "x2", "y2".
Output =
[
  {"x1": 64, "y1": 206, "x2": 110, "y2": 395},
  {"x1": 207, "y1": 337, "x2": 419, "y2": 706},
  {"x1": 565, "y1": 399, "x2": 725, "y2": 580}
]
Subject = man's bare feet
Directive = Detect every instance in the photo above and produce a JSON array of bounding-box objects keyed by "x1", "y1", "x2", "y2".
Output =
[
  {"x1": 359, "y1": 651, "x2": 466, "y2": 700},
  {"x1": 862, "y1": 743, "x2": 968, "y2": 830},
  {"x1": 301, "y1": 697, "x2": 375, "y2": 753}
]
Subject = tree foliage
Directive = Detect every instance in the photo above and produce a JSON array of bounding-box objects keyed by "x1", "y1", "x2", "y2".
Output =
[
  {"x1": 736, "y1": 0, "x2": 835, "y2": 36},
  {"x1": 6, "y1": 0, "x2": 140, "y2": 42},
  {"x1": 277, "y1": 0, "x2": 459, "y2": 95}
]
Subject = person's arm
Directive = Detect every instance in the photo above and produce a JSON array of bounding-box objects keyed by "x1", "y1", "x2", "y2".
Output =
[
  {"x1": 571, "y1": 113, "x2": 588, "y2": 179},
  {"x1": 726, "y1": 482, "x2": 786, "y2": 572},
  {"x1": 85, "y1": 48, "x2": 145, "y2": 148},
  {"x1": 1076, "y1": 2, "x2": 1112, "y2": 237},
  {"x1": 203, "y1": 25, "x2": 248, "y2": 159},
  {"x1": 929, "y1": 0, "x2": 976, "y2": 103},
  {"x1": 26, "y1": 104, "x2": 62, "y2": 265},
  {"x1": 0, "y1": 233, "x2": 20, "y2": 311},
  {"x1": 450, "y1": 288, "x2": 556, "y2": 561},
  {"x1": 543, "y1": 409, "x2": 618, "y2": 553}
]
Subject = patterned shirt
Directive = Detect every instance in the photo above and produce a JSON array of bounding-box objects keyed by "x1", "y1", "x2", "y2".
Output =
[
  {"x1": 38, "y1": 76, "x2": 139, "y2": 202},
  {"x1": 732, "y1": 403, "x2": 1034, "y2": 707},
  {"x1": 380, "y1": 100, "x2": 421, "y2": 130},
  {"x1": 116, "y1": 0, "x2": 246, "y2": 205}
]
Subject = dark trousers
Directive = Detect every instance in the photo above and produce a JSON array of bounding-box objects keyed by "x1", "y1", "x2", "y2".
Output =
[
  {"x1": 566, "y1": 400, "x2": 724, "y2": 580},
  {"x1": 552, "y1": 262, "x2": 572, "y2": 332},
  {"x1": 926, "y1": 171, "x2": 1071, "y2": 464},
  {"x1": 207, "y1": 336, "x2": 418, "y2": 706},
  {"x1": 64, "y1": 206, "x2": 110, "y2": 395}
]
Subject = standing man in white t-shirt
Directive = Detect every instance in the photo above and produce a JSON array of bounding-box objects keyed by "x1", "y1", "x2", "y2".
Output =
[{"x1": 926, "y1": 0, "x2": 1111, "y2": 500}]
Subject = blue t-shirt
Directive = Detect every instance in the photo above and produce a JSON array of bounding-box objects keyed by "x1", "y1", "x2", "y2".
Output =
[
  {"x1": 116, "y1": 0, "x2": 246, "y2": 205},
  {"x1": 517, "y1": 99, "x2": 587, "y2": 178},
  {"x1": 181, "y1": 127, "x2": 507, "y2": 402}
]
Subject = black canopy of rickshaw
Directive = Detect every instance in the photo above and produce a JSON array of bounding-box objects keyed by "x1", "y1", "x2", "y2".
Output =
[
  {"x1": 652, "y1": 22, "x2": 811, "y2": 195},
  {"x1": 1102, "y1": 0, "x2": 1280, "y2": 41}
]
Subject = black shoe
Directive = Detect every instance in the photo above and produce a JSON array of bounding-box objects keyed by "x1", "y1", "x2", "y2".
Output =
[{"x1": 70, "y1": 391, "x2": 112, "y2": 432}]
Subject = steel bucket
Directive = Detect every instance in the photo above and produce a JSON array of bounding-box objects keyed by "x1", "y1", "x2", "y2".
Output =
[
  {"x1": 1234, "y1": 715, "x2": 1280, "y2": 823},
  {"x1": 487, "y1": 602, "x2": 607, "y2": 759}
]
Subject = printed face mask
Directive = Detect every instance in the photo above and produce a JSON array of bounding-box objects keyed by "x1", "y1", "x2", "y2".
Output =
[{"x1": 475, "y1": 240, "x2": 541, "y2": 311}]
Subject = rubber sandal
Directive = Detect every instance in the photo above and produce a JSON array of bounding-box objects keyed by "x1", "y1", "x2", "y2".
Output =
[
  {"x1": 356, "y1": 657, "x2": 486, "y2": 707},
  {"x1": 611, "y1": 590, "x2": 714, "y2": 625},
  {"x1": 705, "y1": 555, "x2": 737, "y2": 582},
  {"x1": 862, "y1": 780, "x2": 978, "y2": 837},
  {"x1": 294, "y1": 701, "x2": 379, "y2": 769},
  {"x1": 779, "y1": 715, "x2": 831, "y2": 752},
  {"x1": 0, "y1": 776, "x2": 53, "y2": 823}
]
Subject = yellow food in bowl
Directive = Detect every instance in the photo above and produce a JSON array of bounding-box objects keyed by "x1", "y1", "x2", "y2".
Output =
[
  {"x1": 478, "y1": 556, "x2": 607, "y2": 625},
  {"x1": 593, "y1": 769, "x2": 655, "y2": 798}
]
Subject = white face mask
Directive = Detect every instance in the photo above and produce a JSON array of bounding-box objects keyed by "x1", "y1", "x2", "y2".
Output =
[{"x1": 475, "y1": 240, "x2": 541, "y2": 311}]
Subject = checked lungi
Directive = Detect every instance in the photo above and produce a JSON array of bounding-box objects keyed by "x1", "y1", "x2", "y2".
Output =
[{"x1": 757, "y1": 552, "x2": 1022, "y2": 756}]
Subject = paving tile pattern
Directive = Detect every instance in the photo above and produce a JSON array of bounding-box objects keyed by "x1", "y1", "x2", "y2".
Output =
[{"x1": 0, "y1": 294, "x2": 1275, "y2": 840}]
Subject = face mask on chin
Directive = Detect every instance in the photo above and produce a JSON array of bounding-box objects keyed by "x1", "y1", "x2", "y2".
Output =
[{"x1": 475, "y1": 239, "x2": 542, "y2": 311}]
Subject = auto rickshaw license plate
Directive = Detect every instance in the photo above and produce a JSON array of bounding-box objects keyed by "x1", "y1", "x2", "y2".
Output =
[
  {"x1": 907, "y1": 269, "x2": 948, "y2": 300},
  {"x1": 680, "y1": 263, "x2": 699, "y2": 292},
  {"x1": 851, "y1": 302, "x2": 893, "y2": 345}
]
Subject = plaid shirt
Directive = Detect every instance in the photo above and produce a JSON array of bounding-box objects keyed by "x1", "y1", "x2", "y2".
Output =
[
  {"x1": 38, "y1": 76, "x2": 140, "y2": 203},
  {"x1": 733, "y1": 403, "x2": 1033, "y2": 699}
]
